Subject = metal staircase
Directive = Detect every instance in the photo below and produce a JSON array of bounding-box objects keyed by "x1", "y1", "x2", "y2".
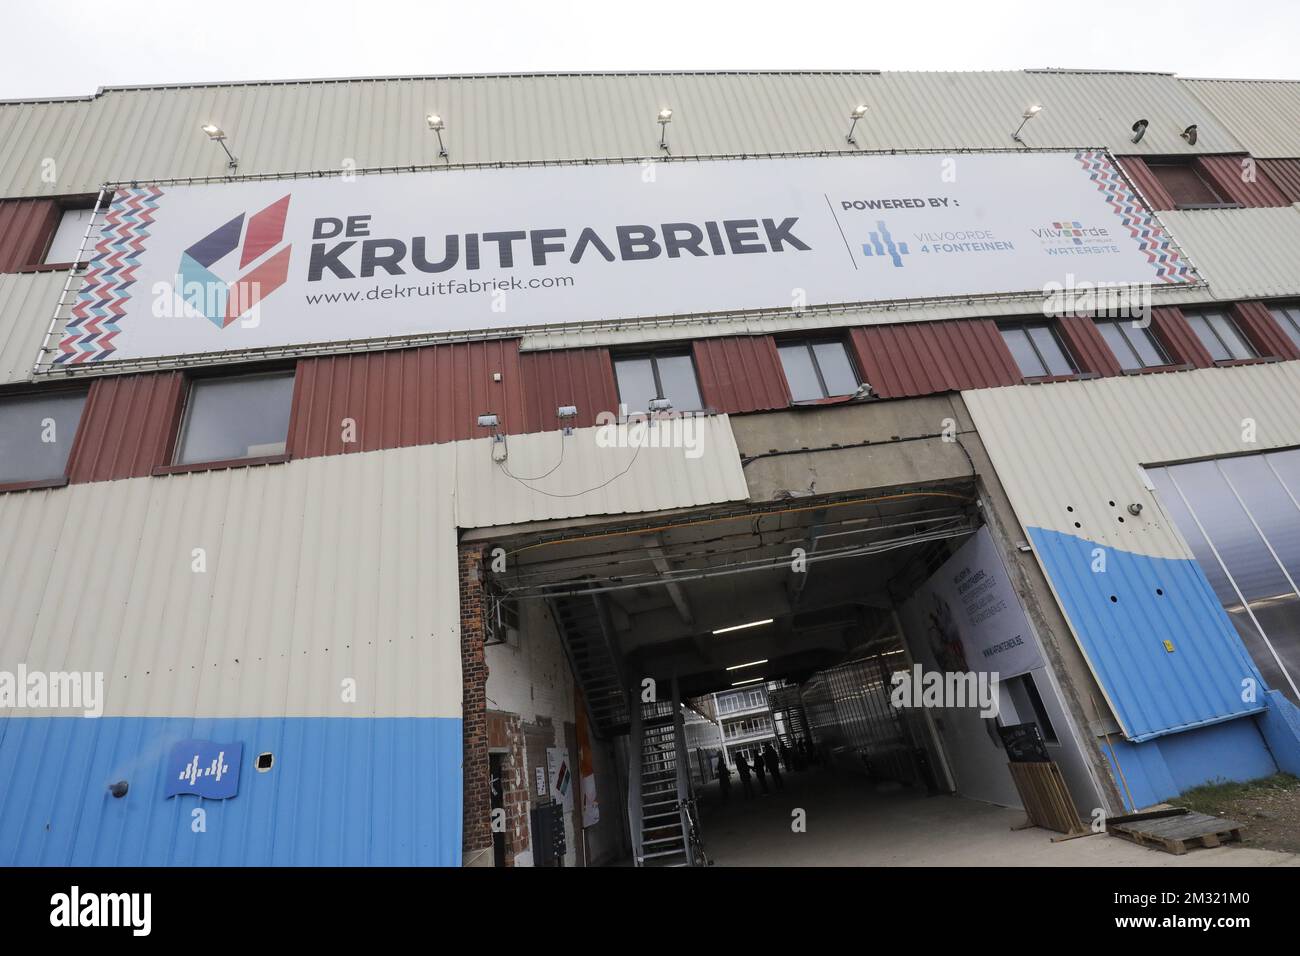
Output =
[
  {"x1": 637, "y1": 704, "x2": 690, "y2": 867},
  {"x1": 550, "y1": 592, "x2": 630, "y2": 737}
]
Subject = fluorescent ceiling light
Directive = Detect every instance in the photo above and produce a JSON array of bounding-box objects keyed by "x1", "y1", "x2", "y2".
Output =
[
  {"x1": 730, "y1": 677, "x2": 763, "y2": 686},
  {"x1": 712, "y1": 618, "x2": 773, "y2": 635},
  {"x1": 725, "y1": 659, "x2": 769, "y2": 671}
]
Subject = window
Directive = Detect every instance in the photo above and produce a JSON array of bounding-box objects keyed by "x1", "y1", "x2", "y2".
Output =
[
  {"x1": 999, "y1": 323, "x2": 1078, "y2": 378},
  {"x1": 777, "y1": 338, "x2": 860, "y2": 401},
  {"x1": 173, "y1": 371, "x2": 295, "y2": 466},
  {"x1": 1185, "y1": 310, "x2": 1257, "y2": 362},
  {"x1": 1095, "y1": 319, "x2": 1171, "y2": 371},
  {"x1": 1146, "y1": 161, "x2": 1229, "y2": 209},
  {"x1": 1271, "y1": 305, "x2": 1300, "y2": 353},
  {"x1": 43, "y1": 206, "x2": 101, "y2": 265},
  {"x1": 613, "y1": 351, "x2": 702, "y2": 414},
  {"x1": 0, "y1": 390, "x2": 86, "y2": 485}
]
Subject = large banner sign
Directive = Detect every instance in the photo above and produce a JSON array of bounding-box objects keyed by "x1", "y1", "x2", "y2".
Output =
[{"x1": 55, "y1": 150, "x2": 1196, "y2": 365}]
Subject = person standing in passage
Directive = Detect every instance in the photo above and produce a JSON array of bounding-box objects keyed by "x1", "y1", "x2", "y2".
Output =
[
  {"x1": 779, "y1": 742, "x2": 794, "y2": 774},
  {"x1": 762, "y1": 743, "x2": 784, "y2": 791},
  {"x1": 716, "y1": 752, "x2": 732, "y2": 803},
  {"x1": 751, "y1": 748, "x2": 769, "y2": 794},
  {"x1": 734, "y1": 752, "x2": 754, "y2": 799}
]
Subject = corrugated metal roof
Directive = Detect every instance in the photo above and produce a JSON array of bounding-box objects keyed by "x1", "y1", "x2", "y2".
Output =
[
  {"x1": 0, "y1": 271, "x2": 60, "y2": 384},
  {"x1": 692, "y1": 335, "x2": 790, "y2": 413},
  {"x1": 67, "y1": 371, "x2": 183, "y2": 483},
  {"x1": 1260, "y1": 159, "x2": 1300, "y2": 202},
  {"x1": 1159, "y1": 206, "x2": 1300, "y2": 301},
  {"x1": 1198, "y1": 154, "x2": 1292, "y2": 208},
  {"x1": 963, "y1": 365, "x2": 1300, "y2": 740},
  {"x1": 1183, "y1": 78, "x2": 1300, "y2": 159},
  {"x1": 0, "y1": 71, "x2": 1245, "y2": 198},
  {"x1": 519, "y1": 347, "x2": 618, "y2": 432}
]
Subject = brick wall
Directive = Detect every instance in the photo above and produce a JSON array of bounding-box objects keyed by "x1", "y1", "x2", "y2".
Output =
[
  {"x1": 459, "y1": 545, "x2": 493, "y2": 862},
  {"x1": 487, "y1": 711, "x2": 531, "y2": 866}
]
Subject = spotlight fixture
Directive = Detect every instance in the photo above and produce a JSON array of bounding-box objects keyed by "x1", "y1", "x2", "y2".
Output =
[
  {"x1": 201, "y1": 123, "x2": 238, "y2": 170},
  {"x1": 1181, "y1": 124, "x2": 1198, "y2": 146},
  {"x1": 1130, "y1": 118, "x2": 1149, "y2": 144},
  {"x1": 427, "y1": 113, "x2": 448, "y2": 157},
  {"x1": 647, "y1": 397, "x2": 674, "y2": 414},
  {"x1": 657, "y1": 108, "x2": 673, "y2": 151},
  {"x1": 712, "y1": 618, "x2": 774, "y2": 635},
  {"x1": 1011, "y1": 104, "x2": 1043, "y2": 144},
  {"x1": 846, "y1": 104, "x2": 868, "y2": 145},
  {"x1": 477, "y1": 412, "x2": 505, "y2": 445},
  {"x1": 1127, "y1": 502, "x2": 1143, "y2": 516},
  {"x1": 557, "y1": 404, "x2": 578, "y2": 435}
]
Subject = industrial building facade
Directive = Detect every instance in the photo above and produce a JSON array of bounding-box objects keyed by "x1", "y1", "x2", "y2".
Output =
[{"x1": 1, "y1": 69, "x2": 1300, "y2": 867}]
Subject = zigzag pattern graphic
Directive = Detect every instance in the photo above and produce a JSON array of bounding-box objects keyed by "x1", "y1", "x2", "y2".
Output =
[
  {"x1": 1074, "y1": 150, "x2": 1194, "y2": 285},
  {"x1": 56, "y1": 186, "x2": 163, "y2": 364}
]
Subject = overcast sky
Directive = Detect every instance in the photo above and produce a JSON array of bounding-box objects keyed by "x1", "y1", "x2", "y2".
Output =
[{"x1": 4, "y1": 0, "x2": 1298, "y2": 100}]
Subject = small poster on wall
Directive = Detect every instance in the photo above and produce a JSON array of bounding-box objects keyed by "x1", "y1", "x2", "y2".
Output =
[{"x1": 547, "y1": 747, "x2": 574, "y2": 813}]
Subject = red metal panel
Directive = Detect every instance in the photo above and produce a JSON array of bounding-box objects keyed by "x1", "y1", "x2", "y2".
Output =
[
  {"x1": 1151, "y1": 306, "x2": 1213, "y2": 368},
  {"x1": 1058, "y1": 315, "x2": 1123, "y2": 376},
  {"x1": 0, "y1": 198, "x2": 60, "y2": 272},
  {"x1": 848, "y1": 319, "x2": 1022, "y2": 398},
  {"x1": 1233, "y1": 301, "x2": 1300, "y2": 361},
  {"x1": 1258, "y1": 159, "x2": 1300, "y2": 204},
  {"x1": 288, "y1": 339, "x2": 526, "y2": 459},
  {"x1": 67, "y1": 371, "x2": 184, "y2": 483},
  {"x1": 1115, "y1": 157, "x2": 1176, "y2": 211},
  {"x1": 519, "y1": 347, "x2": 618, "y2": 432},
  {"x1": 692, "y1": 335, "x2": 789, "y2": 413},
  {"x1": 1198, "y1": 155, "x2": 1291, "y2": 208}
]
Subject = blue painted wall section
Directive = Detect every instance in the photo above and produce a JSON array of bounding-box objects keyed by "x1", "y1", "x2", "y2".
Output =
[
  {"x1": 1028, "y1": 527, "x2": 1265, "y2": 742},
  {"x1": 0, "y1": 717, "x2": 462, "y2": 866},
  {"x1": 1257, "y1": 690, "x2": 1300, "y2": 778},
  {"x1": 1101, "y1": 715, "x2": 1280, "y2": 810}
]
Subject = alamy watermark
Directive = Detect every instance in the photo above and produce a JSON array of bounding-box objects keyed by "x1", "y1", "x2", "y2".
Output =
[
  {"x1": 0, "y1": 664, "x2": 103, "y2": 717},
  {"x1": 1042, "y1": 274, "x2": 1151, "y2": 323},
  {"x1": 594, "y1": 406, "x2": 705, "y2": 459}
]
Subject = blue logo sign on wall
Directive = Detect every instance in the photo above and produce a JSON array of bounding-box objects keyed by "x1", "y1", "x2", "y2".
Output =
[{"x1": 165, "y1": 740, "x2": 243, "y2": 799}]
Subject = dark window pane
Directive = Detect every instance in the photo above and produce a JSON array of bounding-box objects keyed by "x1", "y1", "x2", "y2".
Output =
[
  {"x1": 0, "y1": 391, "x2": 85, "y2": 483},
  {"x1": 176, "y1": 372, "x2": 295, "y2": 465},
  {"x1": 1129, "y1": 324, "x2": 1169, "y2": 367},
  {"x1": 1271, "y1": 307, "x2": 1300, "y2": 352},
  {"x1": 1027, "y1": 325, "x2": 1075, "y2": 375},
  {"x1": 654, "y1": 354, "x2": 702, "y2": 411},
  {"x1": 1097, "y1": 320, "x2": 1140, "y2": 370},
  {"x1": 1001, "y1": 327, "x2": 1045, "y2": 377},
  {"x1": 614, "y1": 357, "x2": 657, "y2": 414},
  {"x1": 811, "y1": 341, "x2": 859, "y2": 396},
  {"x1": 1208, "y1": 312, "x2": 1256, "y2": 359},
  {"x1": 778, "y1": 343, "x2": 823, "y2": 401},
  {"x1": 1149, "y1": 163, "x2": 1224, "y2": 206},
  {"x1": 1187, "y1": 313, "x2": 1231, "y2": 361}
]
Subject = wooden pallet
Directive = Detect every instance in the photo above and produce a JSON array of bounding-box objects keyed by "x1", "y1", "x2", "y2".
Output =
[{"x1": 1107, "y1": 808, "x2": 1244, "y2": 855}]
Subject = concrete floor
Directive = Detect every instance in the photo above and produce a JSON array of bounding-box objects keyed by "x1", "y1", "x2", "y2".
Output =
[{"x1": 696, "y1": 767, "x2": 1300, "y2": 867}]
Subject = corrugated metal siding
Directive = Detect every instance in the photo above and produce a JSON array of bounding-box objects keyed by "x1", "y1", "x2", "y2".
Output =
[
  {"x1": 848, "y1": 319, "x2": 1021, "y2": 397},
  {"x1": 0, "y1": 271, "x2": 61, "y2": 384},
  {"x1": 1259, "y1": 159, "x2": 1300, "y2": 203},
  {"x1": 693, "y1": 335, "x2": 789, "y2": 413},
  {"x1": 1152, "y1": 306, "x2": 1213, "y2": 368},
  {"x1": 1233, "y1": 300, "x2": 1300, "y2": 361},
  {"x1": 519, "y1": 346, "x2": 618, "y2": 432},
  {"x1": 0, "y1": 71, "x2": 1243, "y2": 197},
  {"x1": 452, "y1": 414, "x2": 748, "y2": 528},
  {"x1": 1159, "y1": 206, "x2": 1300, "y2": 300},
  {"x1": 1058, "y1": 315, "x2": 1123, "y2": 376},
  {"x1": 964, "y1": 365, "x2": 1300, "y2": 740},
  {"x1": 1184, "y1": 78, "x2": 1300, "y2": 159},
  {"x1": 288, "y1": 340, "x2": 525, "y2": 458},
  {"x1": 1198, "y1": 154, "x2": 1292, "y2": 208},
  {"x1": 0, "y1": 198, "x2": 58, "y2": 271},
  {"x1": 1116, "y1": 157, "x2": 1176, "y2": 211},
  {"x1": 67, "y1": 371, "x2": 183, "y2": 482}
]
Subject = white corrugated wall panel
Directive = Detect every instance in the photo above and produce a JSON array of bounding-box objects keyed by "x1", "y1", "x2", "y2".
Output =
[
  {"x1": 963, "y1": 362, "x2": 1300, "y2": 560},
  {"x1": 0, "y1": 272, "x2": 63, "y2": 383},
  {"x1": 0, "y1": 71, "x2": 1244, "y2": 197},
  {"x1": 1159, "y1": 206, "x2": 1300, "y2": 301},
  {"x1": 1183, "y1": 79, "x2": 1300, "y2": 160}
]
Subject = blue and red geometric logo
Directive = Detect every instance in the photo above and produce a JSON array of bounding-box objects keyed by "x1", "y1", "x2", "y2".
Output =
[
  {"x1": 861, "y1": 220, "x2": 910, "y2": 267},
  {"x1": 179, "y1": 195, "x2": 292, "y2": 327}
]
